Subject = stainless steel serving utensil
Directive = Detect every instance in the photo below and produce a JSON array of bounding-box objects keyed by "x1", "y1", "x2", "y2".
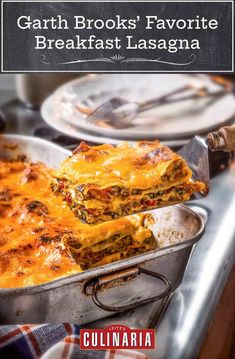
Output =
[
  {"x1": 178, "y1": 125, "x2": 235, "y2": 200},
  {"x1": 178, "y1": 135, "x2": 210, "y2": 198},
  {"x1": 85, "y1": 88, "x2": 232, "y2": 128}
]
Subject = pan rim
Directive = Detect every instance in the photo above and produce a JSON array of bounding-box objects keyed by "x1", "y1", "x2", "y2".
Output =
[
  {"x1": 0, "y1": 135, "x2": 205, "y2": 295},
  {"x1": 0, "y1": 205, "x2": 205, "y2": 295}
]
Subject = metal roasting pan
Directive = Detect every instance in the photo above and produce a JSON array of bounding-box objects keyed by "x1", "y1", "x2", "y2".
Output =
[{"x1": 0, "y1": 135, "x2": 205, "y2": 324}]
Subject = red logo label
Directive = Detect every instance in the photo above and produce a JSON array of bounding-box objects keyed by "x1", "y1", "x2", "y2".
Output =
[{"x1": 80, "y1": 325, "x2": 155, "y2": 350}]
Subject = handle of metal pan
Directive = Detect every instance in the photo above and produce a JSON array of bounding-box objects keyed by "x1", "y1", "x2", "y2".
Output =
[{"x1": 89, "y1": 267, "x2": 172, "y2": 313}]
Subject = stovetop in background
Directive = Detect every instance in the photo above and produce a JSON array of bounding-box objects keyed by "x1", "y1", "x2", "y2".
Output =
[
  {"x1": 0, "y1": 98, "x2": 233, "y2": 179},
  {"x1": 0, "y1": 99, "x2": 86, "y2": 150}
]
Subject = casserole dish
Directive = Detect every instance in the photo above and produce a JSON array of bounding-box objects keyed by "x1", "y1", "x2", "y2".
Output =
[{"x1": 0, "y1": 135, "x2": 205, "y2": 324}]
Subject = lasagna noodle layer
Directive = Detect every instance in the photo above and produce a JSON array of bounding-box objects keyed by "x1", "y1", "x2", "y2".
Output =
[
  {"x1": 65, "y1": 231, "x2": 156, "y2": 270},
  {"x1": 54, "y1": 141, "x2": 192, "y2": 189},
  {"x1": 0, "y1": 159, "x2": 156, "y2": 288},
  {"x1": 52, "y1": 141, "x2": 206, "y2": 224},
  {"x1": 53, "y1": 180, "x2": 204, "y2": 224}
]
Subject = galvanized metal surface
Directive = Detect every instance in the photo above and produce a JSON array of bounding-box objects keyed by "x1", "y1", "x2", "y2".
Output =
[
  {"x1": 0, "y1": 135, "x2": 204, "y2": 324},
  {"x1": 91, "y1": 166, "x2": 235, "y2": 359},
  {"x1": 152, "y1": 169, "x2": 235, "y2": 359}
]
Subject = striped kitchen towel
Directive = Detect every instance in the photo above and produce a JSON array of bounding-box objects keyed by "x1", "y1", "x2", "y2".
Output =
[{"x1": 0, "y1": 324, "x2": 149, "y2": 359}]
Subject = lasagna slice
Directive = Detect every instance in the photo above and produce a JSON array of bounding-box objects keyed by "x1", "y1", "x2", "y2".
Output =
[
  {"x1": 0, "y1": 158, "x2": 156, "y2": 288},
  {"x1": 63, "y1": 214, "x2": 157, "y2": 270},
  {"x1": 52, "y1": 141, "x2": 206, "y2": 224}
]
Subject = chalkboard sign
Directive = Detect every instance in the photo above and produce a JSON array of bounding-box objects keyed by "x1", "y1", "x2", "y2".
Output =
[{"x1": 1, "y1": 1, "x2": 234, "y2": 72}]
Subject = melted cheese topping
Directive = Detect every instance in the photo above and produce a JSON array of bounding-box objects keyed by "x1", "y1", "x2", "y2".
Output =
[
  {"x1": 55, "y1": 141, "x2": 191, "y2": 189},
  {"x1": 0, "y1": 159, "x2": 153, "y2": 288}
]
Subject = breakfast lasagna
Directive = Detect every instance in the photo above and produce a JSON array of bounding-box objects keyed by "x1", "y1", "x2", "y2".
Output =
[
  {"x1": 52, "y1": 141, "x2": 206, "y2": 224},
  {"x1": 0, "y1": 158, "x2": 156, "y2": 288}
]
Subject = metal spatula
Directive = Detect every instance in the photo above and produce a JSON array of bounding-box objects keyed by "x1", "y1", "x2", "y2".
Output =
[{"x1": 178, "y1": 126, "x2": 235, "y2": 200}]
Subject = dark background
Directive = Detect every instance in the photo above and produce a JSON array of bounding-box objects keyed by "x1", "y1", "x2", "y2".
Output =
[{"x1": 1, "y1": 1, "x2": 233, "y2": 72}]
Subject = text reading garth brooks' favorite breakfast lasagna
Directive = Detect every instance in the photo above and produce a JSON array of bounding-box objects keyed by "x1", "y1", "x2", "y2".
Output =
[{"x1": 52, "y1": 141, "x2": 206, "y2": 224}]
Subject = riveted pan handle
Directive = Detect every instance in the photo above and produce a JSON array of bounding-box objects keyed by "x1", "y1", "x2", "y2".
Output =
[{"x1": 90, "y1": 267, "x2": 171, "y2": 313}]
